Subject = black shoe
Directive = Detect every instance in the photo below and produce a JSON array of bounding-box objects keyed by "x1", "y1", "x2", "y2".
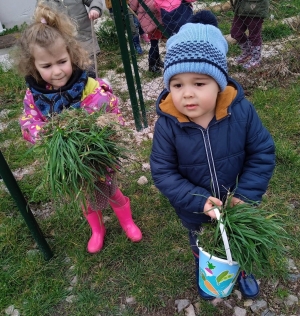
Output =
[
  {"x1": 237, "y1": 271, "x2": 259, "y2": 299},
  {"x1": 156, "y1": 59, "x2": 164, "y2": 68},
  {"x1": 148, "y1": 65, "x2": 162, "y2": 74}
]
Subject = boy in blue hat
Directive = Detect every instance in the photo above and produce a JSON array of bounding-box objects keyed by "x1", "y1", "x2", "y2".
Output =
[{"x1": 150, "y1": 11, "x2": 275, "y2": 300}]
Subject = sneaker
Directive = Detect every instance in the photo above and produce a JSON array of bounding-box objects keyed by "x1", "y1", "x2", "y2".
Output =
[
  {"x1": 237, "y1": 271, "x2": 259, "y2": 299},
  {"x1": 140, "y1": 33, "x2": 150, "y2": 43}
]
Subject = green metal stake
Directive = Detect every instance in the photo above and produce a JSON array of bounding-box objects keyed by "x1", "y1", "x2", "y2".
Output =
[
  {"x1": 0, "y1": 150, "x2": 53, "y2": 261},
  {"x1": 111, "y1": 0, "x2": 143, "y2": 131},
  {"x1": 122, "y1": 1, "x2": 148, "y2": 128}
]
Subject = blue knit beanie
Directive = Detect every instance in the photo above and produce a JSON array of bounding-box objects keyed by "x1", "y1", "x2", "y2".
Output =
[{"x1": 163, "y1": 14, "x2": 228, "y2": 91}]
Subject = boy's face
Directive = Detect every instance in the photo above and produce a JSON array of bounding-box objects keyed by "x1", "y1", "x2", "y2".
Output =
[
  {"x1": 33, "y1": 37, "x2": 73, "y2": 89},
  {"x1": 169, "y1": 73, "x2": 220, "y2": 127}
]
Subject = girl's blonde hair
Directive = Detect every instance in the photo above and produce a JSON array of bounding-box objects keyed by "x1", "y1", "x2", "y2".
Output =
[{"x1": 14, "y1": 1, "x2": 90, "y2": 83}]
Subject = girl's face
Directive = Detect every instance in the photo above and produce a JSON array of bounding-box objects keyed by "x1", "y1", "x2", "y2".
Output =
[
  {"x1": 33, "y1": 37, "x2": 73, "y2": 89},
  {"x1": 170, "y1": 73, "x2": 220, "y2": 128}
]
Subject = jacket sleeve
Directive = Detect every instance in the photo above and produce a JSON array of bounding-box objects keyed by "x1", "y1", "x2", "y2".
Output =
[
  {"x1": 234, "y1": 101, "x2": 275, "y2": 203},
  {"x1": 150, "y1": 118, "x2": 212, "y2": 218},
  {"x1": 80, "y1": 78, "x2": 125, "y2": 125},
  {"x1": 84, "y1": 0, "x2": 103, "y2": 14},
  {"x1": 19, "y1": 89, "x2": 47, "y2": 144}
]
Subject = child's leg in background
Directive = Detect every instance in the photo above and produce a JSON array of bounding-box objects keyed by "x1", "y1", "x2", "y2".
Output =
[
  {"x1": 243, "y1": 17, "x2": 264, "y2": 70},
  {"x1": 148, "y1": 29, "x2": 163, "y2": 73},
  {"x1": 109, "y1": 7, "x2": 142, "y2": 54},
  {"x1": 230, "y1": 15, "x2": 251, "y2": 64},
  {"x1": 148, "y1": 39, "x2": 160, "y2": 73},
  {"x1": 129, "y1": 12, "x2": 143, "y2": 54}
]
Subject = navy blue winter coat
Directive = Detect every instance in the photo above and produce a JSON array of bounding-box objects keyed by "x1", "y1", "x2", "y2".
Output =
[{"x1": 150, "y1": 77, "x2": 275, "y2": 225}]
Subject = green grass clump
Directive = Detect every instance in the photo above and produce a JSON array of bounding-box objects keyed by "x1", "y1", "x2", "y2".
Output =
[
  {"x1": 262, "y1": 23, "x2": 293, "y2": 41},
  {"x1": 199, "y1": 195, "x2": 289, "y2": 277},
  {"x1": 34, "y1": 109, "x2": 128, "y2": 207}
]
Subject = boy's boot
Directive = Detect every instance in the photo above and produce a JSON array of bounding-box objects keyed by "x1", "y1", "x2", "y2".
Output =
[
  {"x1": 149, "y1": 44, "x2": 162, "y2": 74},
  {"x1": 193, "y1": 251, "x2": 215, "y2": 300},
  {"x1": 243, "y1": 45, "x2": 262, "y2": 70},
  {"x1": 235, "y1": 41, "x2": 251, "y2": 64},
  {"x1": 132, "y1": 35, "x2": 143, "y2": 55},
  {"x1": 109, "y1": 190, "x2": 142, "y2": 242},
  {"x1": 149, "y1": 63, "x2": 162, "y2": 74},
  {"x1": 83, "y1": 208, "x2": 106, "y2": 253},
  {"x1": 155, "y1": 57, "x2": 164, "y2": 68},
  {"x1": 237, "y1": 271, "x2": 260, "y2": 299}
]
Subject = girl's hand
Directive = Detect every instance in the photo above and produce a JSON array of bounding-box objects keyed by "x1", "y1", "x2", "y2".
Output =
[
  {"x1": 204, "y1": 196, "x2": 222, "y2": 219},
  {"x1": 89, "y1": 9, "x2": 100, "y2": 20}
]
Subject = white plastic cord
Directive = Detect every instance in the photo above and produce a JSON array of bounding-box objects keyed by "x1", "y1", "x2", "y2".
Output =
[{"x1": 213, "y1": 208, "x2": 233, "y2": 265}]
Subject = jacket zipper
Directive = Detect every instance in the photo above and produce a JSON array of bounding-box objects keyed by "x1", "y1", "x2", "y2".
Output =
[{"x1": 197, "y1": 114, "x2": 231, "y2": 200}]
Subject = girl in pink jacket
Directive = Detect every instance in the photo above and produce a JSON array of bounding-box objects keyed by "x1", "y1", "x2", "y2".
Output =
[
  {"x1": 130, "y1": 0, "x2": 164, "y2": 73},
  {"x1": 15, "y1": 2, "x2": 142, "y2": 254}
]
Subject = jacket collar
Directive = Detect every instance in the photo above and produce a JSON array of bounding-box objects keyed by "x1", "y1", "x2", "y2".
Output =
[{"x1": 158, "y1": 83, "x2": 238, "y2": 123}]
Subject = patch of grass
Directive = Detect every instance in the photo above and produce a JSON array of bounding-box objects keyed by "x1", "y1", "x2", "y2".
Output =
[
  {"x1": 276, "y1": 287, "x2": 289, "y2": 299},
  {"x1": 96, "y1": 17, "x2": 119, "y2": 52},
  {"x1": 262, "y1": 22, "x2": 293, "y2": 41}
]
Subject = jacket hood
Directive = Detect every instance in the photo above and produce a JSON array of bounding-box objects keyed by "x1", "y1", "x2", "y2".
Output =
[{"x1": 156, "y1": 77, "x2": 242, "y2": 124}]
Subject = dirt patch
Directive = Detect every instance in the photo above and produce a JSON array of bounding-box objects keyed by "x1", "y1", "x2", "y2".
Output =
[{"x1": 0, "y1": 33, "x2": 20, "y2": 49}]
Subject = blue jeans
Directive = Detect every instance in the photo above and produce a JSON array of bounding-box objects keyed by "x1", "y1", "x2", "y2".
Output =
[{"x1": 180, "y1": 220, "x2": 202, "y2": 258}]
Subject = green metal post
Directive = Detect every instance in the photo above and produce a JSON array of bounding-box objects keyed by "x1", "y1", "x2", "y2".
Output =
[
  {"x1": 121, "y1": 0, "x2": 148, "y2": 128},
  {"x1": 0, "y1": 150, "x2": 53, "y2": 261},
  {"x1": 111, "y1": 0, "x2": 143, "y2": 131}
]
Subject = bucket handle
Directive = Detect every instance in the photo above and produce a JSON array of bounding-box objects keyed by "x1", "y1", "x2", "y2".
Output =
[{"x1": 213, "y1": 208, "x2": 234, "y2": 265}]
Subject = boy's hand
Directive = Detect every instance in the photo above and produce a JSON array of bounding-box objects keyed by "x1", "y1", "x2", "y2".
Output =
[
  {"x1": 204, "y1": 196, "x2": 222, "y2": 219},
  {"x1": 89, "y1": 9, "x2": 100, "y2": 20}
]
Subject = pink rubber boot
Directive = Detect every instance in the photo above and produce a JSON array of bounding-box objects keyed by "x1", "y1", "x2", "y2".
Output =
[
  {"x1": 109, "y1": 189, "x2": 142, "y2": 242},
  {"x1": 83, "y1": 206, "x2": 106, "y2": 253}
]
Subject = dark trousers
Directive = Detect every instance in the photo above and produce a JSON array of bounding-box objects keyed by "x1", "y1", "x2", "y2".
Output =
[
  {"x1": 181, "y1": 220, "x2": 202, "y2": 258},
  {"x1": 148, "y1": 39, "x2": 159, "y2": 66},
  {"x1": 230, "y1": 16, "x2": 264, "y2": 46}
]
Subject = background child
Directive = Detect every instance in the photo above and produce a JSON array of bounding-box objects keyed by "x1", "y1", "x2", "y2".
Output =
[
  {"x1": 15, "y1": 2, "x2": 142, "y2": 254},
  {"x1": 150, "y1": 12, "x2": 275, "y2": 299},
  {"x1": 43, "y1": 0, "x2": 103, "y2": 78},
  {"x1": 154, "y1": 0, "x2": 195, "y2": 36},
  {"x1": 230, "y1": 0, "x2": 269, "y2": 70},
  {"x1": 105, "y1": 0, "x2": 143, "y2": 54},
  {"x1": 130, "y1": 0, "x2": 164, "y2": 73}
]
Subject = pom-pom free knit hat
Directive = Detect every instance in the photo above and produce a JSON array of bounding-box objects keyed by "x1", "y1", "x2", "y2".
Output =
[{"x1": 163, "y1": 13, "x2": 228, "y2": 91}]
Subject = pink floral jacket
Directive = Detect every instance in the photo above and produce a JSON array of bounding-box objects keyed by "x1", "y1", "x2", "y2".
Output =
[{"x1": 19, "y1": 77, "x2": 124, "y2": 144}]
